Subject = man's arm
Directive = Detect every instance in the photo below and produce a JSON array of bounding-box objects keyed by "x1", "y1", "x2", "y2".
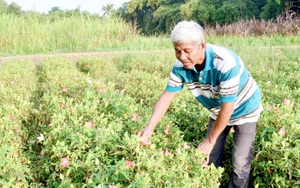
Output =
[
  {"x1": 197, "y1": 102, "x2": 235, "y2": 163},
  {"x1": 138, "y1": 90, "x2": 177, "y2": 145}
]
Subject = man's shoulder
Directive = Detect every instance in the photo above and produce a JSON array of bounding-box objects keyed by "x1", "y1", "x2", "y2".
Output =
[
  {"x1": 208, "y1": 44, "x2": 240, "y2": 70},
  {"x1": 208, "y1": 44, "x2": 235, "y2": 57}
]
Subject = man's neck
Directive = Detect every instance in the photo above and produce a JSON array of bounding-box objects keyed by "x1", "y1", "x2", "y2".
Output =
[{"x1": 195, "y1": 62, "x2": 205, "y2": 72}]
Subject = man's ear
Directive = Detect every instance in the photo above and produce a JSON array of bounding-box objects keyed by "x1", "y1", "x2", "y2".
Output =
[{"x1": 201, "y1": 41, "x2": 207, "y2": 50}]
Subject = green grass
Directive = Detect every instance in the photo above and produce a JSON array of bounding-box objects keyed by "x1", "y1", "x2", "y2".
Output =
[{"x1": 1, "y1": 13, "x2": 300, "y2": 57}]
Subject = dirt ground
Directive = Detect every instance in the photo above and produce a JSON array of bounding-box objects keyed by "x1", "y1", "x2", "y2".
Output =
[
  {"x1": 0, "y1": 51, "x2": 130, "y2": 65},
  {"x1": 0, "y1": 50, "x2": 173, "y2": 65}
]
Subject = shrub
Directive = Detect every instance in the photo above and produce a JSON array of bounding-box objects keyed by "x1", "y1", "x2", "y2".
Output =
[
  {"x1": 22, "y1": 57, "x2": 223, "y2": 187},
  {"x1": 0, "y1": 60, "x2": 38, "y2": 186}
]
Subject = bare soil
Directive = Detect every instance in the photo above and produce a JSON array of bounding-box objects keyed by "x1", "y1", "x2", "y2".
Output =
[{"x1": 0, "y1": 51, "x2": 133, "y2": 65}]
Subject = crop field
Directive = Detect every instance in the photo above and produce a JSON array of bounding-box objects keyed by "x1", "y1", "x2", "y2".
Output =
[
  {"x1": 0, "y1": 15, "x2": 300, "y2": 188},
  {"x1": 0, "y1": 44, "x2": 299, "y2": 187}
]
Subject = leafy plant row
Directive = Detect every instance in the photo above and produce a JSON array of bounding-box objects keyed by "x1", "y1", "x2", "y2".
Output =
[
  {"x1": 0, "y1": 60, "x2": 38, "y2": 186},
  {"x1": 17, "y1": 57, "x2": 222, "y2": 187}
]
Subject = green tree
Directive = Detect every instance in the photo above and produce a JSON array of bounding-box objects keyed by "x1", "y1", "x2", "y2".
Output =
[
  {"x1": 7, "y1": 2, "x2": 22, "y2": 15},
  {"x1": 152, "y1": 1, "x2": 184, "y2": 34},
  {"x1": 253, "y1": 0, "x2": 267, "y2": 12},
  {"x1": 48, "y1": 6, "x2": 63, "y2": 14},
  {"x1": 180, "y1": 0, "x2": 215, "y2": 25},
  {"x1": 260, "y1": 0, "x2": 287, "y2": 19},
  {"x1": 235, "y1": 0, "x2": 259, "y2": 19},
  {"x1": 284, "y1": 0, "x2": 300, "y2": 12},
  {"x1": 120, "y1": 0, "x2": 185, "y2": 35},
  {"x1": 65, "y1": 6, "x2": 81, "y2": 17},
  {"x1": 213, "y1": 1, "x2": 239, "y2": 24},
  {"x1": 118, "y1": 0, "x2": 286, "y2": 35},
  {"x1": 0, "y1": 0, "x2": 8, "y2": 14},
  {"x1": 102, "y1": 3, "x2": 114, "y2": 17}
]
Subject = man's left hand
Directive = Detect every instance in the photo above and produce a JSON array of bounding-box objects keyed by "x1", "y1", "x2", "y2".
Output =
[{"x1": 197, "y1": 139, "x2": 215, "y2": 167}]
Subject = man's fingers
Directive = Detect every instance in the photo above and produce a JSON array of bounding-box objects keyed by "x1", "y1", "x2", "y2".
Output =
[
  {"x1": 202, "y1": 155, "x2": 210, "y2": 168},
  {"x1": 140, "y1": 137, "x2": 151, "y2": 146},
  {"x1": 137, "y1": 128, "x2": 151, "y2": 146},
  {"x1": 137, "y1": 130, "x2": 142, "y2": 137},
  {"x1": 197, "y1": 144, "x2": 209, "y2": 167}
]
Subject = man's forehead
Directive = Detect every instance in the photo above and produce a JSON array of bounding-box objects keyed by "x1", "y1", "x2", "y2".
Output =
[{"x1": 174, "y1": 43, "x2": 196, "y2": 50}]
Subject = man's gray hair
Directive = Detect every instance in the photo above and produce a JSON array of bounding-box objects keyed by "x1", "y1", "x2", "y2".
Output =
[{"x1": 171, "y1": 20, "x2": 205, "y2": 46}]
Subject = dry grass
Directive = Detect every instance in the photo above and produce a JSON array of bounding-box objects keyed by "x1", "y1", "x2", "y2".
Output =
[{"x1": 205, "y1": 10, "x2": 300, "y2": 37}]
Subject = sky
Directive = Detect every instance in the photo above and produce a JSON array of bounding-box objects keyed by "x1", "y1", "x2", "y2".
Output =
[{"x1": 5, "y1": 0, "x2": 130, "y2": 14}]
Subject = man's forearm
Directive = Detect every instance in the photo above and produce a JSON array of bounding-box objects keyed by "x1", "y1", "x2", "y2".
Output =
[
  {"x1": 147, "y1": 91, "x2": 176, "y2": 129},
  {"x1": 207, "y1": 102, "x2": 234, "y2": 143}
]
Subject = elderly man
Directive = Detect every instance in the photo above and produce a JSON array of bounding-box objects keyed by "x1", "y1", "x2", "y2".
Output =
[{"x1": 138, "y1": 20, "x2": 262, "y2": 187}]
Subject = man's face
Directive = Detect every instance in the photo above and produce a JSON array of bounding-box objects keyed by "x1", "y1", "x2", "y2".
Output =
[{"x1": 174, "y1": 42, "x2": 206, "y2": 69}]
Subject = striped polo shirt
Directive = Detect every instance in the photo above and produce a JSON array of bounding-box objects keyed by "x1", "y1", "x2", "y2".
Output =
[{"x1": 166, "y1": 44, "x2": 263, "y2": 125}]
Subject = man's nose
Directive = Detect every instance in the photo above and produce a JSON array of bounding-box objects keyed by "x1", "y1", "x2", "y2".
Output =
[{"x1": 179, "y1": 52, "x2": 188, "y2": 61}]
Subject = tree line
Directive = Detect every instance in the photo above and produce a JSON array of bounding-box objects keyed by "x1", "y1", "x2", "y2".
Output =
[
  {"x1": 1, "y1": 0, "x2": 299, "y2": 36},
  {"x1": 117, "y1": 0, "x2": 300, "y2": 35},
  {"x1": 0, "y1": 0, "x2": 101, "y2": 19}
]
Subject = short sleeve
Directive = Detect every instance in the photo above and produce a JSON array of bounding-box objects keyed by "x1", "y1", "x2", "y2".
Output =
[{"x1": 165, "y1": 66, "x2": 184, "y2": 93}]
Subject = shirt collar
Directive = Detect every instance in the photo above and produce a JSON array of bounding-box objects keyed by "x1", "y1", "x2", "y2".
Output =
[{"x1": 203, "y1": 44, "x2": 214, "y2": 71}]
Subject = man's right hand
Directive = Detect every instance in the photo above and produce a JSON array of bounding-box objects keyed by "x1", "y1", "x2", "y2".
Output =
[
  {"x1": 137, "y1": 91, "x2": 177, "y2": 146},
  {"x1": 138, "y1": 126, "x2": 153, "y2": 146}
]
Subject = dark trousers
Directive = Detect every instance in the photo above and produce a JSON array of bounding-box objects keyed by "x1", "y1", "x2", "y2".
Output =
[{"x1": 206, "y1": 118, "x2": 257, "y2": 188}]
